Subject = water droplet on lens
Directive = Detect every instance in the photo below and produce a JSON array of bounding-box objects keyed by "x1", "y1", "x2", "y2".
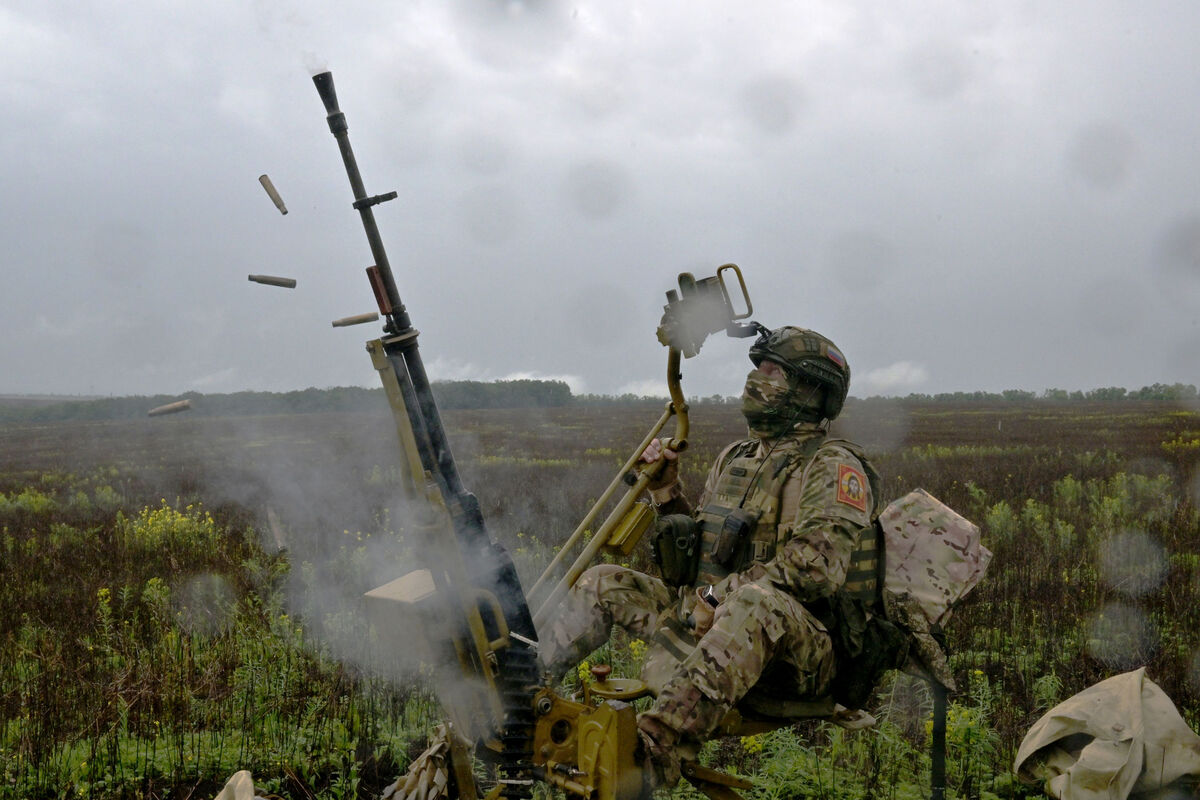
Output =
[
  {"x1": 1098, "y1": 531, "x2": 1168, "y2": 597},
  {"x1": 1086, "y1": 603, "x2": 1158, "y2": 669},
  {"x1": 176, "y1": 573, "x2": 235, "y2": 635}
]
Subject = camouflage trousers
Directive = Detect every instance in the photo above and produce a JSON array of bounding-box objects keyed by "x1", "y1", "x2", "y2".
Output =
[{"x1": 538, "y1": 564, "x2": 835, "y2": 743}]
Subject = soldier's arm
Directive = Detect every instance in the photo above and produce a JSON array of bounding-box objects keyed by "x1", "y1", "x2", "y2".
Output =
[
  {"x1": 649, "y1": 488, "x2": 692, "y2": 517},
  {"x1": 648, "y1": 439, "x2": 740, "y2": 517},
  {"x1": 717, "y1": 445, "x2": 874, "y2": 602}
]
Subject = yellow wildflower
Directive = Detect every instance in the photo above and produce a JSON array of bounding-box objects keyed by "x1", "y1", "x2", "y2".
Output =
[{"x1": 740, "y1": 734, "x2": 764, "y2": 754}]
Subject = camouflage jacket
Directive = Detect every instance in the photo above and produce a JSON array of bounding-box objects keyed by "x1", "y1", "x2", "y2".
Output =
[{"x1": 660, "y1": 422, "x2": 881, "y2": 606}]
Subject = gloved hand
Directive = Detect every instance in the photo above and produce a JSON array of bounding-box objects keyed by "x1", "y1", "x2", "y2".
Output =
[
  {"x1": 687, "y1": 585, "x2": 722, "y2": 637},
  {"x1": 641, "y1": 438, "x2": 680, "y2": 491}
]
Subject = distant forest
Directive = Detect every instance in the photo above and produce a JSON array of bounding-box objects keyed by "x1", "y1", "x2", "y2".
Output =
[
  {"x1": 0, "y1": 380, "x2": 1196, "y2": 423},
  {"x1": 879, "y1": 382, "x2": 1200, "y2": 404},
  {"x1": 0, "y1": 380, "x2": 572, "y2": 423}
]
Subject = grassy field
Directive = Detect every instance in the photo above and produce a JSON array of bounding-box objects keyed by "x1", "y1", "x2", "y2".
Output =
[{"x1": 2, "y1": 398, "x2": 1199, "y2": 798}]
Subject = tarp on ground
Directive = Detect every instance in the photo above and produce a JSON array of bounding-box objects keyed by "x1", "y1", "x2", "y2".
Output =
[{"x1": 1014, "y1": 668, "x2": 1200, "y2": 799}]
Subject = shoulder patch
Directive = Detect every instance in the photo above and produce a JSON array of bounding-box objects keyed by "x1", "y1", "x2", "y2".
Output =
[{"x1": 836, "y1": 463, "x2": 868, "y2": 511}]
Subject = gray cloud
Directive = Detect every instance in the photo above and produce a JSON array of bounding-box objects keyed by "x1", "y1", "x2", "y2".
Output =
[
  {"x1": 737, "y1": 75, "x2": 806, "y2": 136},
  {"x1": 562, "y1": 159, "x2": 633, "y2": 219},
  {"x1": 457, "y1": 183, "x2": 524, "y2": 245},
  {"x1": 1066, "y1": 122, "x2": 1137, "y2": 191},
  {"x1": 2, "y1": 1, "x2": 1200, "y2": 398},
  {"x1": 1156, "y1": 214, "x2": 1200, "y2": 279},
  {"x1": 904, "y1": 39, "x2": 976, "y2": 101}
]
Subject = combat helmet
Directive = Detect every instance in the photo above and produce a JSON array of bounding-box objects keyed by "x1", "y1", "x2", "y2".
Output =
[{"x1": 749, "y1": 326, "x2": 850, "y2": 420}]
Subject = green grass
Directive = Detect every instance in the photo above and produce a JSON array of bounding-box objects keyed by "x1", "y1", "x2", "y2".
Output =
[{"x1": 0, "y1": 399, "x2": 1198, "y2": 798}]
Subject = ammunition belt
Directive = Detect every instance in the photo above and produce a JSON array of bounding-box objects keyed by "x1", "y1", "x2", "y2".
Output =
[{"x1": 495, "y1": 644, "x2": 540, "y2": 798}]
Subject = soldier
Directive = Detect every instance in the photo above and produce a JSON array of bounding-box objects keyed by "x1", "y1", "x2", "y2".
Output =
[{"x1": 539, "y1": 326, "x2": 885, "y2": 790}]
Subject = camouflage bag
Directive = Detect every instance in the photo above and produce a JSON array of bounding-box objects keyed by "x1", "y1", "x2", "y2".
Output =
[
  {"x1": 818, "y1": 589, "x2": 911, "y2": 709},
  {"x1": 876, "y1": 488, "x2": 992, "y2": 689}
]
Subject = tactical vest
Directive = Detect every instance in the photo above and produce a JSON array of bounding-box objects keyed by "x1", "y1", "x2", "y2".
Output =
[{"x1": 692, "y1": 435, "x2": 882, "y2": 607}]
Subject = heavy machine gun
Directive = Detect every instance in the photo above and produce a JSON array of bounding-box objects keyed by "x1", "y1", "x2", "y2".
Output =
[
  {"x1": 313, "y1": 71, "x2": 538, "y2": 796},
  {"x1": 312, "y1": 72, "x2": 757, "y2": 800}
]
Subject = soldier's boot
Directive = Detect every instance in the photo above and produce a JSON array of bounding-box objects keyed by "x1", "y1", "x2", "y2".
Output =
[
  {"x1": 635, "y1": 713, "x2": 681, "y2": 791},
  {"x1": 636, "y1": 683, "x2": 727, "y2": 792}
]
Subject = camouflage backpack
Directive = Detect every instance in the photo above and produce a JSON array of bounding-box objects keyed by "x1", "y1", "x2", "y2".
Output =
[
  {"x1": 874, "y1": 488, "x2": 992, "y2": 691},
  {"x1": 818, "y1": 487, "x2": 990, "y2": 709}
]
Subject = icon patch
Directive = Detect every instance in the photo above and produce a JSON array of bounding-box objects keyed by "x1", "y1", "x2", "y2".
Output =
[{"x1": 837, "y1": 464, "x2": 868, "y2": 511}]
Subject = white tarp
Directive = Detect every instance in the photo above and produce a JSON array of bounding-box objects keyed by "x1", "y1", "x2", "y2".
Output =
[
  {"x1": 1014, "y1": 668, "x2": 1200, "y2": 799},
  {"x1": 212, "y1": 771, "x2": 261, "y2": 800}
]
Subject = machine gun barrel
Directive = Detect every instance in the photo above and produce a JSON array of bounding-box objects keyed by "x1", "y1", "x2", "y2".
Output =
[
  {"x1": 312, "y1": 72, "x2": 406, "y2": 328},
  {"x1": 312, "y1": 69, "x2": 468, "y2": 501}
]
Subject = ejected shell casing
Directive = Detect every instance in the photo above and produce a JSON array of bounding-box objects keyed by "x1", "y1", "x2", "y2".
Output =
[
  {"x1": 332, "y1": 312, "x2": 380, "y2": 328},
  {"x1": 258, "y1": 174, "x2": 288, "y2": 215},
  {"x1": 248, "y1": 274, "x2": 297, "y2": 289},
  {"x1": 147, "y1": 399, "x2": 192, "y2": 417}
]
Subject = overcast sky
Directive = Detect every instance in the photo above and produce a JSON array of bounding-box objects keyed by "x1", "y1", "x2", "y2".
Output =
[{"x1": 2, "y1": 1, "x2": 1198, "y2": 399}]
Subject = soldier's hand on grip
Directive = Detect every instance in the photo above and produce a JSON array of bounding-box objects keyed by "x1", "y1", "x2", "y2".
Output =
[{"x1": 641, "y1": 438, "x2": 679, "y2": 490}]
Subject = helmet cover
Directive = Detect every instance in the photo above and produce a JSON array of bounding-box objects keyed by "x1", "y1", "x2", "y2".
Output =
[{"x1": 748, "y1": 326, "x2": 850, "y2": 420}]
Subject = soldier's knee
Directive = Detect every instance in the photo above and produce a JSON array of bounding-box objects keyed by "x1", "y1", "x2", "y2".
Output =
[
  {"x1": 722, "y1": 581, "x2": 783, "y2": 614},
  {"x1": 578, "y1": 563, "x2": 624, "y2": 583},
  {"x1": 574, "y1": 564, "x2": 623, "y2": 593},
  {"x1": 590, "y1": 563, "x2": 628, "y2": 582},
  {"x1": 717, "y1": 582, "x2": 806, "y2": 644}
]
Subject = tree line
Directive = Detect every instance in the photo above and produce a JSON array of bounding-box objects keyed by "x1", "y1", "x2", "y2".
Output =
[
  {"x1": 877, "y1": 383, "x2": 1199, "y2": 404},
  {"x1": 1, "y1": 381, "x2": 1195, "y2": 423},
  {"x1": 0, "y1": 380, "x2": 573, "y2": 423}
]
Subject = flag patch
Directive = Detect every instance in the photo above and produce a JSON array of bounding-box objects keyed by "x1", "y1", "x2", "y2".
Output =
[{"x1": 837, "y1": 463, "x2": 868, "y2": 511}]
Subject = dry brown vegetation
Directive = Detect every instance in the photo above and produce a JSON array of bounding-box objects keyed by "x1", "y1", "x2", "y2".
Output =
[{"x1": 2, "y1": 397, "x2": 1198, "y2": 798}]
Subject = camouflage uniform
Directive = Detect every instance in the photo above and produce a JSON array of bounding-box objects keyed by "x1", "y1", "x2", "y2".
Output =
[
  {"x1": 539, "y1": 326, "x2": 885, "y2": 786},
  {"x1": 539, "y1": 421, "x2": 881, "y2": 755}
]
